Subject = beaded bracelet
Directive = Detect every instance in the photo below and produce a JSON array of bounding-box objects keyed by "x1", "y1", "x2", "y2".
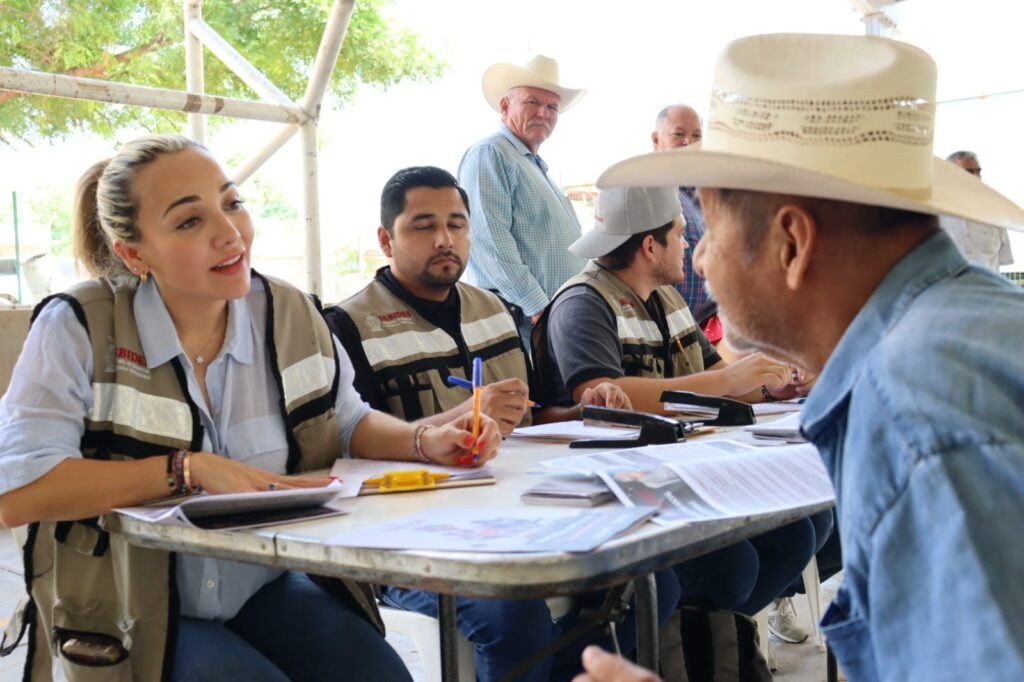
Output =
[
  {"x1": 760, "y1": 384, "x2": 779, "y2": 402},
  {"x1": 413, "y1": 424, "x2": 434, "y2": 463}
]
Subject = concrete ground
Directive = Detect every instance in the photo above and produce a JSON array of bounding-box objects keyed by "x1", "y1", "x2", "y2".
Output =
[{"x1": 0, "y1": 528, "x2": 841, "y2": 681}]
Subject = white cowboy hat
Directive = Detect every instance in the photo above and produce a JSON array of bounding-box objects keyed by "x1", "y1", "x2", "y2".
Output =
[
  {"x1": 570, "y1": 186, "x2": 682, "y2": 259},
  {"x1": 482, "y1": 55, "x2": 586, "y2": 113},
  {"x1": 597, "y1": 34, "x2": 1024, "y2": 231}
]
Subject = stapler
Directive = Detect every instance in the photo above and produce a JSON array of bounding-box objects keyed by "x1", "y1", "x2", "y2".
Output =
[
  {"x1": 570, "y1": 406, "x2": 690, "y2": 449},
  {"x1": 659, "y1": 391, "x2": 755, "y2": 427}
]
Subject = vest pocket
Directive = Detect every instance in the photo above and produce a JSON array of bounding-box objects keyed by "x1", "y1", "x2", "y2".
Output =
[{"x1": 52, "y1": 602, "x2": 135, "y2": 680}]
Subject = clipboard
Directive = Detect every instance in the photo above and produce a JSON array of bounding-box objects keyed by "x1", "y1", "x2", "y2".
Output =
[{"x1": 359, "y1": 468, "x2": 496, "y2": 496}]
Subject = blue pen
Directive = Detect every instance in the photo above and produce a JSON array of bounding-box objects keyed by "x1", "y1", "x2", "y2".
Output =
[{"x1": 445, "y1": 374, "x2": 541, "y2": 407}]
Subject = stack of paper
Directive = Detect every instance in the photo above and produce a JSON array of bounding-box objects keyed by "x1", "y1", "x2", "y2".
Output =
[
  {"x1": 520, "y1": 475, "x2": 615, "y2": 507},
  {"x1": 325, "y1": 506, "x2": 657, "y2": 553},
  {"x1": 510, "y1": 421, "x2": 639, "y2": 442},
  {"x1": 742, "y1": 411, "x2": 806, "y2": 443}
]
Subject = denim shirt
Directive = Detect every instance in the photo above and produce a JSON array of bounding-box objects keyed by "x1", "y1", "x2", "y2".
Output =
[
  {"x1": 801, "y1": 231, "x2": 1024, "y2": 681},
  {"x1": 458, "y1": 124, "x2": 585, "y2": 316}
]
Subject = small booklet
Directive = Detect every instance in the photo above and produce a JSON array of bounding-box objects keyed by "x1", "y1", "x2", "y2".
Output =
[
  {"x1": 510, "y1": 422, "x2": 640, "y2": 442},
  {"x1": 742, "y1": 411, "x2": 806, "y2": 443},
  {"x1": 114, "y1": 483, "x2": 347, "y2": 530},
  {"x1": 520, "y1": 475, "x2": 615, "y2": 507},
  {"x1": 326, "y1": 505, "x2": 657, "y2": 553}
]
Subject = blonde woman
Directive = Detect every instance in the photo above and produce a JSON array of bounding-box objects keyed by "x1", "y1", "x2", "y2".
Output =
[{"x1": 0, "y1": 135, "x2": 500, "y2": 681}]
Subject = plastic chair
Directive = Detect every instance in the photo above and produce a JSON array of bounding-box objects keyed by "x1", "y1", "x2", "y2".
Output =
[
  {"x1": 380, "y1": 605, "x2": 476, "y2": 682},
  {"x1": 755, "y1": 557, "x2": 826, "y2": 663},
  {"x1": 379, "y1": 597, "x2": 575, "y2": 682}
]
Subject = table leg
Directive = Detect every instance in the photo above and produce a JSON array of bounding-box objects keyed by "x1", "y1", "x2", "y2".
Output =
[
  {"x1": 633, "y1": 573, "x2": 659, "y2": 672},
  {"x1": 439, "y1": 594, "x2": 459, "y2": 682}
]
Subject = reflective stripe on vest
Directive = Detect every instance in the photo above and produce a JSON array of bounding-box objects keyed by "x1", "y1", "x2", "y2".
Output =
[
  {"x1": 340, "y1": 280, "x2": 530, "y2": 422},
  {"x1": 544, "y1": 261, "x2": 705, "y2": 379}
]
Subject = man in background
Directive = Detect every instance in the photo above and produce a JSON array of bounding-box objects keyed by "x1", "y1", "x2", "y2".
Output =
[
  {"x1": 940, "y1": 150, "x2": 1015, "y2": 271},
  {"x1": 459, "y1": 55, "x2": 587, "y2": 347}
]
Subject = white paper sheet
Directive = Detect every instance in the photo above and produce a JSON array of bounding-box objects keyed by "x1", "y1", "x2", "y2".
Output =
[
  {"x1": 541, "y1": 439, "x2": 757, "y2": 475},
  {"x1": 510, "y1": 421, "x2": 640, "y2": 442},
  {"x1": 329, "y1": 458, "x2": 494, "y2": 498},
  {"x1": 597, "y1": 443, "x2": 834, "y2": 525},
  {"x1": 752, "y1": 401, "x2": 804, "y2": 415},
  {"x1": 324, "y1": 505, "x2": 657, "y2": 553}
]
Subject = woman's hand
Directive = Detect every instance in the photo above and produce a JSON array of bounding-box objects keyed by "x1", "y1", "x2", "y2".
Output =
[
  {"x1": 420, "y1": 412, "x2": 502, "y2": 467},
  {"x1": 189, "y1": 451, "x2": 332, "y2": 494},
  {"x1": 573, "y1": 646, "x2": 660, "y2": 682},
  {"x1": 579, "y1": 382, "x2": 632, "y2": 410}
]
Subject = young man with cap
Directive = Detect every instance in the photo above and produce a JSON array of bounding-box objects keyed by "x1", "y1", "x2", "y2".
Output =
[
  {"x1": 534, "y1": 185, "x2": 826, "y2": 639},
  {"x1": 459, "y1": 55, "x2": 587, "y2": 347},
  {"x1": 323, "y1": 166, "x2": 664, "y2": 682},
  {"x1": 598, "y1": 32, "x2": 1024, "y2": 679}
]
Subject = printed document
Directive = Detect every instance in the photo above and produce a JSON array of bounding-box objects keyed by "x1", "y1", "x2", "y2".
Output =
[{"x1": 325, "y1": 505, "x2": 657, "y2": 553}]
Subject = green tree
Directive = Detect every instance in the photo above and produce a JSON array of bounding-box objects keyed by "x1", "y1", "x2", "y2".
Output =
[{"x1": 0, "y1": 0, "x2": 444, "y2": 143}]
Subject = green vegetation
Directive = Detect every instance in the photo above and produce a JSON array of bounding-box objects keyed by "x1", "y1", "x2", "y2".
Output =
[{"x1": 0, "y1": 0, "x2": 444, "y2": 143}]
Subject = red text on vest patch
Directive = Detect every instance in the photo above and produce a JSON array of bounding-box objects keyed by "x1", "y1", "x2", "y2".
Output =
[
  {"x1": 378, "y1": 310, "x2": 413, "y2": 323},
  {"x1": 117, "y1": 347, "x2": 147, "y2": 368}
]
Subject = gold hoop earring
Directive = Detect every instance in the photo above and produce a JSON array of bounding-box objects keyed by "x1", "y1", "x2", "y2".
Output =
[{"x1": 139, "y1": 271, "x2": 149, "y2": 283}]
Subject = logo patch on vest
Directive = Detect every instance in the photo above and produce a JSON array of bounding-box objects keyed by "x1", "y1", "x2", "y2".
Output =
[
  {"x1": 373, "y1": 309, "x2": 414, "y2": 329},
  {"x1": 115, "y1": 346, "x2": 150, "y2": 380}
]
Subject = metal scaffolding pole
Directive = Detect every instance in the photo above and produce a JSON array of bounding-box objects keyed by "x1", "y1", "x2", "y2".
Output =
[
  {"x1": 184, "y1": 0, "x2": 206, "y2": 143},
  {"x1": 0, "y1": 68, "x2": 304, "y2": 124}
]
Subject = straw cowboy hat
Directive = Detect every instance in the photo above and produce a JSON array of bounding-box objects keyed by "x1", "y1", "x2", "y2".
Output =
[
  {"x1": 597, "y1": 33, "x2": 1024, "y2": 231},
  {"x1": 482, "y1": 55, "x2": 586, "y2": 112}
]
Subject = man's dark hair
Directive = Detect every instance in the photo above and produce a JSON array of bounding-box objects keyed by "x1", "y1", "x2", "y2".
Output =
[
  {"x1": 598, "y1": 220, "x2": 675, "y2": 271},
  {"x1": 946, "y1": 150, "x2": 978, "y2": 164},
  {"x1": 380, "y1": 166, "x2": 470, "y2": 232}
]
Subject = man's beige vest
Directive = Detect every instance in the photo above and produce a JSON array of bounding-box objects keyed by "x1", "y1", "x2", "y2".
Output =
[
  {"x1": 534, "y1": 262, "x2": 706, "y2": 381},
  {"x1": 2, "y1": 273, "x2": 380, "y2": 681},
  {"x1": 340, "y1": 279, "x2": 531, "y2": 423}
]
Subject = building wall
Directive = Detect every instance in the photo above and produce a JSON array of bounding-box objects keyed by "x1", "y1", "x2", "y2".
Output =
[{"x1": 0, "y1": 308, "x2": 32, "y2": 395}]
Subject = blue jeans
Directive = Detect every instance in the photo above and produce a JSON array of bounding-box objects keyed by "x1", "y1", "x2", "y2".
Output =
[
  {"x1": 780, "y1": 509, "x2": 840, "y2": 597},
  {"x1": 381, "y1": 570, "x2": 679, "y2": 682},
  {"x1": 672, "y1": 517, "x2": 817, "y2": 616},
  {"x1": 174, "y1": 572, "x2": 410, "y2": 682}
]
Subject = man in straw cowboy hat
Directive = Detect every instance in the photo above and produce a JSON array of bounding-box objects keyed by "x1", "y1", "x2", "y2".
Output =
[
  {"x1": 459, "y1": 55, "x2": 587, "y2": 347},
  {"x1": 585, "y1": 32, "x2": 1024, "y2": 681}
]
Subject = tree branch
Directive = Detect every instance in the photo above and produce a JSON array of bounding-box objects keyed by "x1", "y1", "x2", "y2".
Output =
[{"x1": 0, "y1": 31, "x2": 173, "y2": 106}]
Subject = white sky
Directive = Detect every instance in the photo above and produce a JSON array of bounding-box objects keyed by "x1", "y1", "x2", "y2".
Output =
[{"x1": 1, "y1": 0, "x2": 1022, "y2": 297}]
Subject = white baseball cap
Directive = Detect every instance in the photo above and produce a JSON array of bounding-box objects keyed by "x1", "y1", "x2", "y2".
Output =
[{"x1": 569, "y1": 186, "x2": 682, "y2": 259}]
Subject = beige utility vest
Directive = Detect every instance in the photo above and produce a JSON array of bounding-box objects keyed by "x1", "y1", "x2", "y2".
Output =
[
  {"x1": 4, "y1": 273, "x2": 380, "y2": 682},
  {"x1": 537, "y1": 262, "x2": 705, "y2": 379},
  {"x1": 340, "y1": 279, "x2": 531, "y2": 423}
]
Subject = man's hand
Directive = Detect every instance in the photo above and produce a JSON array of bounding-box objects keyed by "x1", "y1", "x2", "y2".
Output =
[
  {"x1": 719, "y1": 352, "x2": 792, "y2": 397},
  {"x1": 767, "y1": 367, "x2": 817, "y2": 401},
  {"x1": 421, "y1": 412, "x2": 501, "y2": 466},
  {"x1": 479, "y1": 378, "x2": 530, "y2": 435},
  {"x1": 579, "y1": 382, "x2": 632, "y2": 410},
  {"x1": 573, "y1": 646, "x2": 661, "y2": 682},
  {"x1": 530, "y1": 311, "x2": 543, "y2": 325}
]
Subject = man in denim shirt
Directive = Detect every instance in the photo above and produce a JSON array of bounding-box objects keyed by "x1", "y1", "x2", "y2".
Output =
[
  {"x1": 598, "y1": 33, "x2": 1024, "y2": 680},
  {"x1": 459, "y1": 55, "x2": 587, "y2": 346}
]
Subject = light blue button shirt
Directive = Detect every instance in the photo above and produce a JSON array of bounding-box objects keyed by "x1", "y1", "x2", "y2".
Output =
[
  {"x1": 458, "y1": 124, "x2": 585, "y2": 317},
  {"x1": 0, "y1": 276, "x2": 372, "y2": 621},
  {"x1": 801, "y1": 231, "x2": 1024, "y2": 680}
]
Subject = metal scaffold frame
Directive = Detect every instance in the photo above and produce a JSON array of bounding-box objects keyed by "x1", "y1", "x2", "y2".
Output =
[{"x1": 0, "y1": 0, "x2": 356, "y2": 295}]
